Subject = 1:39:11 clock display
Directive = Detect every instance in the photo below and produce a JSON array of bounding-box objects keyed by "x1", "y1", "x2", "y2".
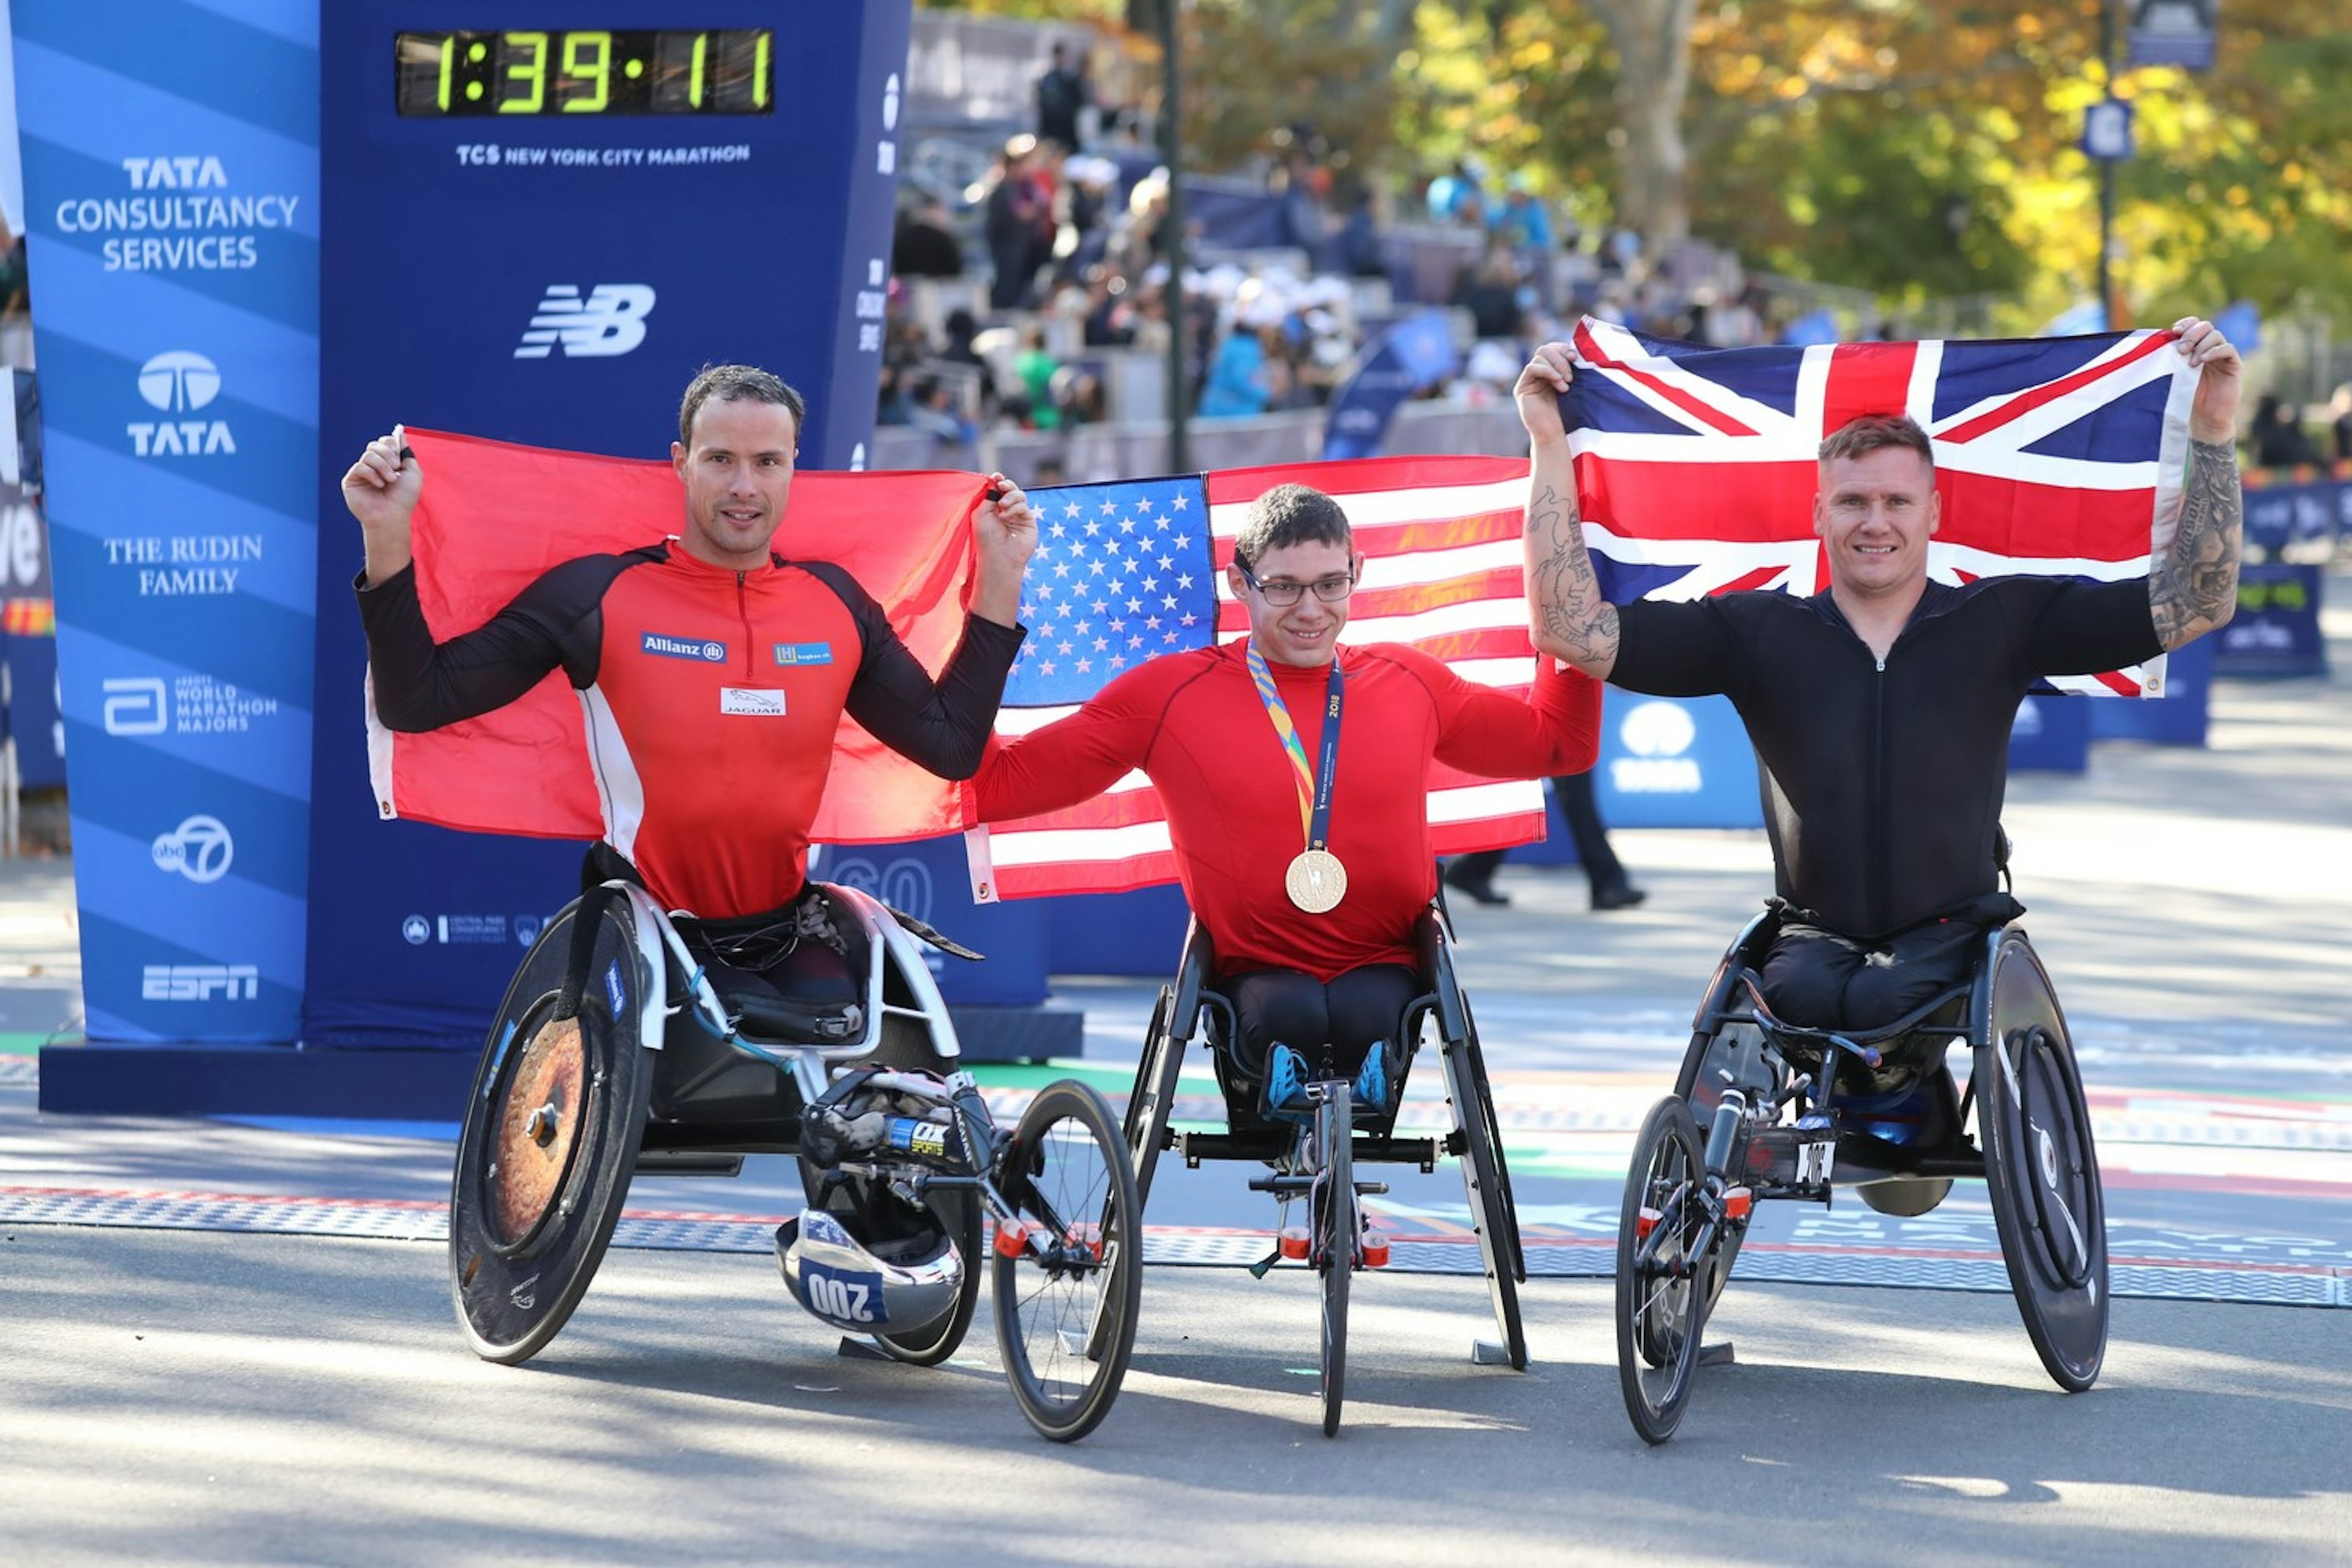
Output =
[{"x1": 395, "y1": 30, "x2": 774, "y2": 116}]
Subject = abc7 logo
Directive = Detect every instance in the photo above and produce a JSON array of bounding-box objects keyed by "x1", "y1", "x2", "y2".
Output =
[{"x1": 151, "y1": 815, "x2": 234, "y2": 884}]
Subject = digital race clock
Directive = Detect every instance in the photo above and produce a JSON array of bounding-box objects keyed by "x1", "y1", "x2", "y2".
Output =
[{"x1": 394, "y1": 29, "x2": 774, "y2": 116}]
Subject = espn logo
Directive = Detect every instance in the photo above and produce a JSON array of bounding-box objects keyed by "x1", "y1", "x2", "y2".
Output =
[{"x1": 142, "y1": 963, "x2": 260, "y2": 1001}]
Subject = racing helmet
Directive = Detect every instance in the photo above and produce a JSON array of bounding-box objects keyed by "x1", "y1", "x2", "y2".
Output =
[{"x1": 776, "y1": 1204, "x2": 965, "y2": 1336}]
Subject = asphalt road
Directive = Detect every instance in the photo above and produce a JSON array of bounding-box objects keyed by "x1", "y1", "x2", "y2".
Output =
[{"x1": 4, "y1": 571, "x2": 2350, "y2": 1564}]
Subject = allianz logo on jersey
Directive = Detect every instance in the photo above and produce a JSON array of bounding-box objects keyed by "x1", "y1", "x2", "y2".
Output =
[
  {"x1": 129, "y1": 350, "x2": 235, "y2": 458},
  {"x1": 142, "y1": 963, "x2": 258, "y2": 1001},
  {"x1": 642, "y1": 631, "x2": 727, "y2": 663},
  {"x1": 516, "y1": 284, "x2": 655, "y2": 359}
]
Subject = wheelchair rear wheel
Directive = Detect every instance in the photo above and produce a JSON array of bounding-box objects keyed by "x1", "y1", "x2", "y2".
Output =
[
  {"x1": 1616, "y1": 1097, "x2": 1709, "y2": 1444},
  {"x1": 1315, "y1": 1085, "x2": 1354, "y2": 1438},
  {"x1": 450, "y1": 893, "x2": 654, "y2": 1365},
  {"x1": 1977, "y1": 935, "x2": 2108, "y2": 1392},
  {"x1": 1123, "y1": 983, "x2": 1183, "y2": 1210},
  {"x1": 992, "y1": 1080, "x2": 1142, "y2": 1442},
  {"x1": 1446, "y1": 1016, "x2": 1528, "y2": 1371}
]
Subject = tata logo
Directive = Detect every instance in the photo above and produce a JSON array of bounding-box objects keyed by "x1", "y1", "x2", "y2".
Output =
[
  {"x1": 129, "y1": 350, "x2": 235, "y2": 458},
  {"x1": 1611, "y1": 700, "x2": 1703, "y2": 794},
  {"x1": 121, "y1": 155, "x2": 227, "y2": 190},
  {"x1": 515, "y1": 284, "x2": 655, "y2": 359},
  {"x1": 643, "y1": 631, "x2": 726, "y2": 663},
  {"x1": 141, "y1": 963, "x2": 258, "y2": 1001},
  {"x1": 152, "y1": 815, "x2": 234, "y2": 883}
]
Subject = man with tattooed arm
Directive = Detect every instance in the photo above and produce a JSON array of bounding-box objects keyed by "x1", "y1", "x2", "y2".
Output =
[{"x1": 1513, "y1": 319, "x2": 2244, "y2": 1028}]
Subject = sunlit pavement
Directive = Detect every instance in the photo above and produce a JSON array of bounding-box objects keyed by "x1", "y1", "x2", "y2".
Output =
[{"x1": 2, "y1": 572, "x2": 2348, "y2": 1561}]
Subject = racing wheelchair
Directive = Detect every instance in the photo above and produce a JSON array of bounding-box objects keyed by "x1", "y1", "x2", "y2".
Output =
[
  {"x1": 1615, "y1": 906, "x2": 2106, "y2": 1444},
  {"x1": 1122, "y1": 901, "x2": 1527, "y2": 1436},
  {"x1": 446, "y1": 873, "x2": 1142, "y2": 1443}
]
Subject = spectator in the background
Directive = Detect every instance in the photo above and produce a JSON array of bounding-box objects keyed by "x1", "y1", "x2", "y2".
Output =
[
  {"x1": 1338, "y1": 189, "x2": 1388, "y2": 279},
  {"x1": 1442, "y1": 775, "x2": 1645, "y2": 911},
  {"x1": 891, "y1": 196, "x2": 963, "y2": 279},
  {"x1": 2330, "y1": 385, "x2": 2352, "y2": 462},
  {"x1": 1426, "y1": 159, "x2": 1488, "y2": 227},
  {"x1": 1200, "y1": 301, "x2": 1288, "y2": 420},
  {"x1": 1489, "y1": 174, "x2": 1554, "y2": 254},
  {"x1": 1452, "y1": 246, "x2": 1532, "y2": 342},
  {"x1": 1014, "y1": 323, "x2": 1065, "y2": 431},
  {"x1": 984, "y1": 136, "x2": 1051, "y2": 309},
  {"x1": 2252, "y1": 393, "x2": 2320, "y2": 469},
  {"x1": 1035, "y1": 42, "x2": 1090, "y2": 153}
]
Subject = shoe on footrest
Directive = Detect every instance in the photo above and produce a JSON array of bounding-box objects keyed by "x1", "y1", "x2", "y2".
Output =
[
  {"x1": 1263, "y1": 1043, "x2": 1312, "y2": 1124},
  {"x1": 1351, "y1": 1041, "x2": 1392, "y2": 1121}
]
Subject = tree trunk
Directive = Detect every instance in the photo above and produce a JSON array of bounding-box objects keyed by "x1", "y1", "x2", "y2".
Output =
[{"x1": 1589, "y1": 0, "x2": 1698, "y2": 256}]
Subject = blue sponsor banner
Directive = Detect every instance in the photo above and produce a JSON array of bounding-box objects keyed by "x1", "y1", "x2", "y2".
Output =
[
  {"x1": 1592, "y1": 688, "x2": 1764, "y2": 830},
  {"x1": 14, "y1": 0, "x2": 318, "y2": 1039},
  {"x1": 2213, "y1": 562, "x2": 2326, "y2": 679},
  {"x1": 303, "y1": 2, "x2": 911, "y2": 1047},
  {"x1": 2241, "y1": 470, "x2": 2346, "y2": 554},
  {"x1": 1320, "y1": 311, "x2": 1459, "y2": 460},
  {"x1": 2006, "y1": 693, "x2": 2090, "y2": 772}
]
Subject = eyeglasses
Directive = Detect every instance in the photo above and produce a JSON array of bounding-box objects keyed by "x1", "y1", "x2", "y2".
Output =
[{"x1": 1235, "y1": 560, "x2": 1357, "y2": 607}]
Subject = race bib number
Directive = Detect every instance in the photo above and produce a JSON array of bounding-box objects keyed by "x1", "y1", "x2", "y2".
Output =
[{"x1": 801, "y1": 1260, "x2": 884, "y2": 1324}]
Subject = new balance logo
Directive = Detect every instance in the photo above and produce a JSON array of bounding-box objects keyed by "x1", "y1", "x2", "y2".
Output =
[{"x1": 515, "y1": 284, "x2": 655, "y2": 359}]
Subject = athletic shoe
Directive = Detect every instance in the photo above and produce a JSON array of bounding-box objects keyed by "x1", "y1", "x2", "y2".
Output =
[
  {"x1": 1263, "y1": 1043, "x2": 1311, "y2": 1123},
  {"x1": 1352, "y1": 1041, "x2": 1390, "y2": 1117}
]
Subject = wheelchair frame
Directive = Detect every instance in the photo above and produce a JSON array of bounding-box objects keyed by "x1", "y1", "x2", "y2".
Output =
[
  {"x1": 446, "y1": 877, "x2": 1142, "y2": 1443},
  {"x1": 1616, "y1": 907, "x2": 2108, "y2": 1444},
  {"x1": 1121, "y1": 903, "x2": 1528, "y2": 1435}
]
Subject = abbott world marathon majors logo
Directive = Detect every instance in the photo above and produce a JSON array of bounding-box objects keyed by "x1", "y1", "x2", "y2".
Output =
[
  {"x1": 1611, "y1": 701, "x2": 1704, "y2": 795},
  {"x1": 129, "y1": 350, "x2": 234, "y2": 458},
  {"x1": 516, "y1": 284, "x2": 655, "y2": 358}
]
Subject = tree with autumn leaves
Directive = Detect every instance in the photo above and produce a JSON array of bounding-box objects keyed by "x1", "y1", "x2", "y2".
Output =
[{"x1": 926, "y1": 0, "x2": 2352, "y2": 334}]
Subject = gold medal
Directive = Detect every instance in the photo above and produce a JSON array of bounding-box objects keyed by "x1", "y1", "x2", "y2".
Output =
[{"x1": 1285, "y1": 848, "x2": 1348, "y2": 914}]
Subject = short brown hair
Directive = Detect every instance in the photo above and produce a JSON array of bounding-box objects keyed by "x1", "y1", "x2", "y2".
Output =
[
  {"x1": 679, "y1": 364, "x2": 805, "y2": 447},
  {"x1": 1232, "y1": 483, "x2": 1352, "y2": 567},
  {"x1": 1819, "y1": 413, "x2": 1933, "y2": 468}
]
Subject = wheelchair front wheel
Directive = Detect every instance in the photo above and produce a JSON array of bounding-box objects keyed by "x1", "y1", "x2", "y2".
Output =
[
  {"x1": 1616, "y1": 1096, "x2": 1709, "y2": 1444},
  {"x1": 992, "y1": 1080, "x2": 1142, "y2": 1442},
  {"x1": 1315, "y1": 1085, "x2": 1354, "y2": 1438},
  {"x1": 449, "y1": 894, "x2": 654, "y2": 1365}
]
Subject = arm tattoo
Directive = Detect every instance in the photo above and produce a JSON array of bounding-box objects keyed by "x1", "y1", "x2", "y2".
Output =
[
  {"x1": 2149, "y1": 437, "x2": 2242, "y2": 649},
  {"x1": 1525, "y1": 479, "x2": 1621, "y2": 667}
]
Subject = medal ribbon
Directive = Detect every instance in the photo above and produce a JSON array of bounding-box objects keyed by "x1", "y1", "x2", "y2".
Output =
[{"x1": 1245, "y1": 642, "x2": 1344, "y2": 850}]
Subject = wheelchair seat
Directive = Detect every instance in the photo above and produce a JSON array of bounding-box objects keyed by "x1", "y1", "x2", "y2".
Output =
[{"x1": 673, "y1": 890, "x2": 870, "y2": 1049}]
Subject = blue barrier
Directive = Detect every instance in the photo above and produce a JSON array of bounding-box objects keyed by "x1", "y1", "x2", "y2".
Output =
[{"x1": 2213, "y1": 562, "x2": 2328, "y2": 679}]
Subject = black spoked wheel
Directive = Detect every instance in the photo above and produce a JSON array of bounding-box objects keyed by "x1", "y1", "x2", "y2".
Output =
[
  {"x1": 1675, "y1": 1020, "x2": 1772, "y2": 1314},
  {"x1": 450, "y1": 894, "x2": 654, "y2": 1365},
  {"x1": 992, "y1": 1080, "x2": 1142, "y2": 1442},
  {"x1": 1616, "y1": 1097, "x2": 1709, "y2": 1444},
  {"x1": 1450, "y1": 1015, "x2": 1528, "y2": 1371},
  {"x1": 1314, "y1": 1084, "x2": 1355, "y2": 1438},
  {"x1": 1978, "y1": 936, "x2": 2108, "y2": 1392},
  {"x1": 1123, "y1": 984, "x2": 1184, "y2": 1212}
]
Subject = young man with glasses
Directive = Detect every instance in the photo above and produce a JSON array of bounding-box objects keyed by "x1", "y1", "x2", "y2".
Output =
[{"x1": 973, "y1": 482, "x2": 1600, "y2": 1118}]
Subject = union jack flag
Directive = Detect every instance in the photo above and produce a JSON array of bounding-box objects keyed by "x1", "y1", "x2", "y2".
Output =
[
  {"x1": 966, "y1": 456, "x2": 1551, "y2": 901},
  {"x1": 1566, "y1": 316, "x2": 2198, "y2": 696}
]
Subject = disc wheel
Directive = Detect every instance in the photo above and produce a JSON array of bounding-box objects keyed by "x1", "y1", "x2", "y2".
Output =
[
  {"x1": 869, "y1": 1188, "x2": 984, "y2": 1366},
  {"x1": 992, "y1": 1080, "x2": 1142, "y2": 1442},
  {"x1": 450, "y1": 894, "x2": 653, "y2": 1365},
  {"x1": 1450, "y1": 1015, "x2": 1528, "y2": 1370},
  {"x1": 1978, "y1": 937, "x2": 2108, "y2": 1392},
  {"x1": 1314, "y1": 1085, "x2": 1355, "y2": 1438},
  {"x1": 1616, "y1": 1096, "x2": 1709, "y2": 1444}
]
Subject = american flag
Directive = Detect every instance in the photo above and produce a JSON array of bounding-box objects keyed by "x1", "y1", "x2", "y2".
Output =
[
  {"x1": 965, "y1": 455, "x2": 1553, "y2": 902},
  {"x1": 1566, "y1": 316, "x2": 2197, "y2": 696}
]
